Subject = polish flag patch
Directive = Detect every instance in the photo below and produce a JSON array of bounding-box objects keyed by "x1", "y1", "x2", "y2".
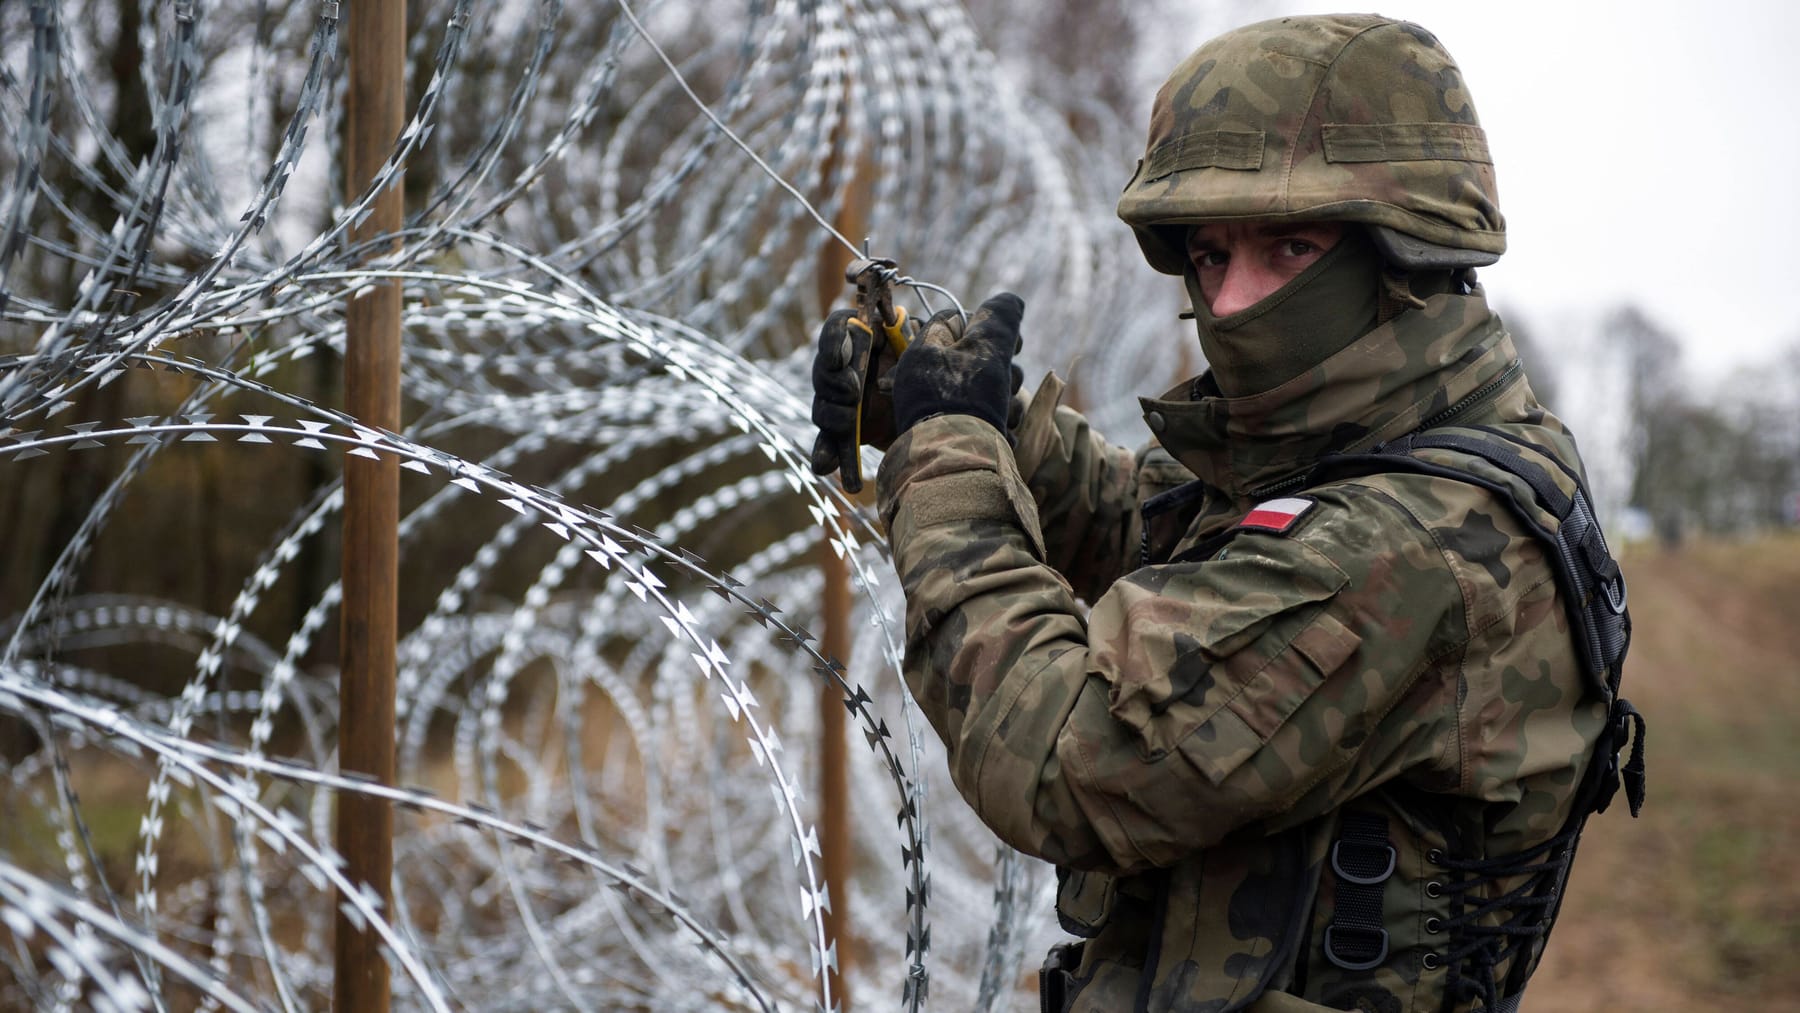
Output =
[{"x1": 1239, "y1": 496, "x2": 1316, "y2": 534}]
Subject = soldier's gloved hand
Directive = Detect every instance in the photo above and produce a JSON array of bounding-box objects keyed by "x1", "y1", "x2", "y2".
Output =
[
  {"x1": 809, "y1": 308, "x2": 912, "y2": 484},
  {"x1": 891, "y1": 293, "x2": 1025, "y2": 438}
]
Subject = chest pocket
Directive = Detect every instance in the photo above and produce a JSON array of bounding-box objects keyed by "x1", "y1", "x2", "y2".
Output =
[{"x1": 1107, "y1": 537, "x2": 1363, "y2": 787}]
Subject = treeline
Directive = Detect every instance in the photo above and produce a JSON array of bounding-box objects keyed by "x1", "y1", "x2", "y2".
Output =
[
  {"x1": 1508, "y1": 305, "x2": 1799, "y2": 543},
  {"x1": 1610, "y1": 306, "x2": 1799, "y2": 540}
]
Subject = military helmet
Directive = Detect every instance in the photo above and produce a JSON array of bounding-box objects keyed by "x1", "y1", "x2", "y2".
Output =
[{"x1": 1117, "y1": 14, "x2": 1504, "y2": 275}]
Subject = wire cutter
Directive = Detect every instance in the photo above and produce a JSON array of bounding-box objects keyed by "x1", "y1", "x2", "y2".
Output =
[{"x1": 837, "y1": 256, "x2": 910, "y2": 492}]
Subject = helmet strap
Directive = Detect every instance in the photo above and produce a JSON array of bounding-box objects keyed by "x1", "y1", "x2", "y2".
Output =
[
  {"x1": 1378, "y1": 269, "x2": 1428, "y2": 322},
  {"x1": 1377, "y1": 266, "x2": 1463, "y2": 323}
]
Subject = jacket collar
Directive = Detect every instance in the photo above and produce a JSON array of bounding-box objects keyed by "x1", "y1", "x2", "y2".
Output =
[{"x1": 1139, "y1": 288, "x2": 1516, "y2": 504}]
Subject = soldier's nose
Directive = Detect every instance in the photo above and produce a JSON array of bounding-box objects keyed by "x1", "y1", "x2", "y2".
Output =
[{"x1": 1210, "y1": 262, "x2": 1278, "y2": 317}]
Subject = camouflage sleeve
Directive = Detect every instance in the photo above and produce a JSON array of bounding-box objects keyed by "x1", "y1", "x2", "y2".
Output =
[
  {"x1": 877, "y1": 418, "x2": 1466, "y2": 873},
  {"x1": 1010, "y1": 372, "x2": 1142, "y2": 600}
]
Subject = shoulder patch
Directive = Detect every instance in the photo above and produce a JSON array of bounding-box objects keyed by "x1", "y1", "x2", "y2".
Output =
[{"x1": 1238, "y1": 496, "x2": 1316, "y2": 534}]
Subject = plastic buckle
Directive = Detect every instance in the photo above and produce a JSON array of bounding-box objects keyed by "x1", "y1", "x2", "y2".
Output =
[
  {"x1": 1331, "y1": 838, "x2": 1397, "y2": 886},
  {"x1": 1323, "y1": 924, "x2": 1389, "y2": 971}
]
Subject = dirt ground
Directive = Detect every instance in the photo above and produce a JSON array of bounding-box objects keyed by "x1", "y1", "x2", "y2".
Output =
[{"x1": 1527, "y1": 534, "x2": 1800, "y2": 1011}]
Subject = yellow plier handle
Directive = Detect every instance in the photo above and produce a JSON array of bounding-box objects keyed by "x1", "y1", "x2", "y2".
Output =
[
  {"x1": 880, "y1": 306, "x2": 911, "y2": 354},
  {"x1": 840, "y1": 257, "x2": 907, "y2": 492}
]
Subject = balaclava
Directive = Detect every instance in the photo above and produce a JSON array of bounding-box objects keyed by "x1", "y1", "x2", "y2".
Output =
[{"x1": 1182, "y1": 228, "x2": 1466, "y2": 398}]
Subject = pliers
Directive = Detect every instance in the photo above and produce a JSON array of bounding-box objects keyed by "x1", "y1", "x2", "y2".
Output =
[{"x1": 837, "y1": 256, "x2": 911, "y2": 492}]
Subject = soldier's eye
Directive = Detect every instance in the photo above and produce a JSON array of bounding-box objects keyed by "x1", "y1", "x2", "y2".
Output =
[{"x1": 1191, "y1": 249, "x2": 1228, "y2": 269}]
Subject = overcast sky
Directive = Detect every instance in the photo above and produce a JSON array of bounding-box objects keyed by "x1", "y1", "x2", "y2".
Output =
[{"x1": 1169, "y1": 1, "x2": 1800, "y2": 383}]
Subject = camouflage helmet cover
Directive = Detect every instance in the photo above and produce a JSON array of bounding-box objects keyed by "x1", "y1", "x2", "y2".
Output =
[{"x1": 1118, "y1": 14, "x2": 1505, "y2": 275}]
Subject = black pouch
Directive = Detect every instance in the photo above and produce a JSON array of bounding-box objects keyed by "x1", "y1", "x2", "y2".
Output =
[
  {"x1": 1054, "y1": 867, "x2": 1117, "y2": 937},
  {"x1": 1039, "y1": 941, "x2": 1086, "y2": 1013}
]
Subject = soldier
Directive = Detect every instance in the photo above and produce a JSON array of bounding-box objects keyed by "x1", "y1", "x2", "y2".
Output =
[{"x1": 811, "y1": 14, "x2": 1642, "y2": 1012}]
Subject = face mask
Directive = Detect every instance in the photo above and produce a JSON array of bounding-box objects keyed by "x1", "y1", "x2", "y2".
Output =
[{"x1": 1184, "y1": 228, "x2": 1383, "y2": 398}]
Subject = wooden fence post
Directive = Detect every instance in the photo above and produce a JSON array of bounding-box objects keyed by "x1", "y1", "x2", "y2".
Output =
[{"x1": 336, "y1": 0, "x2": 404, "y2": 1008}]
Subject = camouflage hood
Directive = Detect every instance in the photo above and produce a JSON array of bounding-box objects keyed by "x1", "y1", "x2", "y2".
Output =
[{"x1": 1139, "y1": 287, "x2": 1516, "y2": 503}]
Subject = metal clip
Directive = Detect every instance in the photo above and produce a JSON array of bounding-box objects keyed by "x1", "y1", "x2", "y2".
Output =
[{"x1": 844, "y1": 256, "x2": 898, "y2": 335}]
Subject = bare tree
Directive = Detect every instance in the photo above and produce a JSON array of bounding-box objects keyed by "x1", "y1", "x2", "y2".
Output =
[{"x1": 1606, "y1": 306, "x2": 1799, "y2": 540}]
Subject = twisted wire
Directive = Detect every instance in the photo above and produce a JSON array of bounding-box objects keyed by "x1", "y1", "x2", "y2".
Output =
[{"x1": 0, "y1": 0, "x2": 1196, "y2": 1008}]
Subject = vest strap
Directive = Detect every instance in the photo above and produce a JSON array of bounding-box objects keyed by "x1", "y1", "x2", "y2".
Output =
[{"x1": 1323, "y1": 811, "x2": 1396, "y2": 971}]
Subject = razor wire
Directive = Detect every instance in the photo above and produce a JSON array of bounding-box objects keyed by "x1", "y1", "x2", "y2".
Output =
[{"x1": 0, "y1": 0, "x2": 1195, "y2": 1008}]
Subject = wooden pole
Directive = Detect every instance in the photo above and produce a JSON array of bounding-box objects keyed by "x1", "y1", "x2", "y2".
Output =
[
  {"x1": 335, "y1": 0, "x2": 403, "y2": 1008},
  {"x1": 813, "y1": 31, "x2": 872, "y2": 1005}
]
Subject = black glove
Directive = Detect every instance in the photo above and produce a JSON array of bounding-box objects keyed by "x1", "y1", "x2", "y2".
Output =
[
  {"x1": 809, "y1": 308, "x2": 910, "y2": 491},
  {"x1": 891, "y1": 293, "x2": 1025, "y2": 438}
]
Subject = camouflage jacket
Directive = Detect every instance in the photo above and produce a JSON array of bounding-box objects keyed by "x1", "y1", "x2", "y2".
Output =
[{"x1": 875, "y1": 289, "x2": 1609, "y2": 1011}]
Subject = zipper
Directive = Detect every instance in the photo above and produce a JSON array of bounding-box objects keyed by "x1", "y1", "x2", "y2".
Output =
[
  {"x1": 1248, "y1": 470, "x2": 1311, "y2": 500},
  {"x1": 1418, "y1": 358, "x2": 1523, "y2": 432},
  {"x1": 1245, "y1": 359, "x2": 1524, "y2": 501}
]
